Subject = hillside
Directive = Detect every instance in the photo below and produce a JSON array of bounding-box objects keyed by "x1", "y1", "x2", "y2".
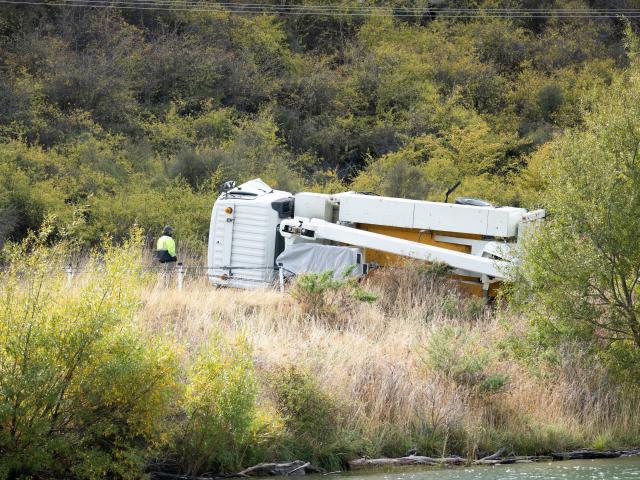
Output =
[{"x1": 0, "y1": 0, "x2": 635, "y2": 248}]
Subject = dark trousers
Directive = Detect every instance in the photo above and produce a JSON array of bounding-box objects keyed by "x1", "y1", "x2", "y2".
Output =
[{"x1": 156, "y1": 250, "x2": 177, "y2": 263}]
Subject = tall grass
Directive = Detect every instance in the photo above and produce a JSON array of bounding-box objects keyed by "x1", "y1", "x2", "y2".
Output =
[
  {"x1": 140, "y1": 265, "x2": 640, "y2": 460},
  {"x1": 1, "y1": 238, "x2": 639, "y2": 479}
]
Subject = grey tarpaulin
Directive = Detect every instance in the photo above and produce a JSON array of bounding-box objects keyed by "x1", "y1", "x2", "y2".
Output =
[{"x1": 276, "y1": 243, "x2": 364, "y2": 279}]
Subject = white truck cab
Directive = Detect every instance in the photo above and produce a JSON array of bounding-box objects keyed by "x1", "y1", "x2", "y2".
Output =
[{"x1": 207, "y1": 179, "x2": 291, "y2": 288}]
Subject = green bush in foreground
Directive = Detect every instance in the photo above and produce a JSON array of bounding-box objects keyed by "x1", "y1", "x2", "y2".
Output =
[
  {"x1": 0, "y1": 228, "x2": 179, "y2": 479},
  {"x1": 269, "y1": 365, "x2": 355, "y2": 470},
  {"x1": 177, "y1": 335, "x2": 271, "y2": 476}
]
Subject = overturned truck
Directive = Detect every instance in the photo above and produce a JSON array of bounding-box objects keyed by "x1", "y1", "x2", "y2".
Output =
[{"x1": 207, "y1": 179, "x2": 545, "y2": 296}]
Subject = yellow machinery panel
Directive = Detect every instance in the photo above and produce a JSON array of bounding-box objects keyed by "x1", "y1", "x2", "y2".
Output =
[{"x1": 357, "y1": 224, "x2": 500, "y2": 297}]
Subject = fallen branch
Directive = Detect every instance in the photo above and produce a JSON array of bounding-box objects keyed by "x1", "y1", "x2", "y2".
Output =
[
  {"x1": 349, "y1": 455, "x2": 464, "y2": 469},
  {"x1": 479, "y1": 447, "x2": 507, "y2": 461},
  {"x1": 151, "y1": 461, "x2": 323, "y2": 480},
  {"x1": 150, "y1": 473, "x2": 216, "y2": 480},
  {"x1": 475, "y1": 458, "x2": 516, "y2": 465},
  {"x1": 621, "y1": 448, "x2": 640, "y2": 457},
  {"x1": 286, "y1": 462, "x2": 310, "y2": 476},
  {"x1": 551, "y1": 449, "x2": 621, "y2": 460},
  {"x1": 350, "y1": 456, "x2": 436, "y2": 468},
  {"x1": 234, "y1": 461, "x2": 323, "y2": 477}
]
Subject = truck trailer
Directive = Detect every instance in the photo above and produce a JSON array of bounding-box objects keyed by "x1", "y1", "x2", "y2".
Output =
[{"x1": 207, "y1": 178, "x2": 545, "y2": 296}]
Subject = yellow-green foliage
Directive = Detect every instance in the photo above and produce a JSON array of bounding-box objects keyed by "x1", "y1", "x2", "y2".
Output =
[
  {"x1": 1, "y1": 229, "x2": 639, "y2": 478},
  {"x1": 177, "y1": 335, "x2": 266, "y2": 475},
  {"x1": 0, "y1": 1, "x2": 630, "y2": 249},
  {"x1": 268, "y1": 365, "x2": 354, "y2": 470},
  {"x1": 0, "y1": 228, "x2": 288, "y2": 479},
  {"x1": 0, "y1": 227, "x2": 179, "y2": 479},
  {"x1": 1, "y1": 6, "x2": 640, "y2": 474}
]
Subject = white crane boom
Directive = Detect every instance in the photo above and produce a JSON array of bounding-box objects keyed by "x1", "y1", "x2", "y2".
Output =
[{"x1": 279, "y1": 218, "x2": 508, "y2": 280}]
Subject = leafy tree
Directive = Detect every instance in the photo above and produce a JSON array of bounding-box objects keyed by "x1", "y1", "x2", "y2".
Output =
[{"x1": 517, "y1": 65, "x2": 640, "y2": 380}]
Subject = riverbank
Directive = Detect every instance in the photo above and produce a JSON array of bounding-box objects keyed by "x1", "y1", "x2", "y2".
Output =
[
  {"x1": 146, "y1": 448, "x2": 640, "y2": 480},
  {"x1": 348, "y1": 447, "x2": 640, "y2": 469},
  {"x1": 346, "y1": 456, "x2": 640, "y2": 480}
]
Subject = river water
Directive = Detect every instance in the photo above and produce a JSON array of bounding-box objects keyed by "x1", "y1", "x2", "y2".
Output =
[{"x1": 345, "y1": 457, "x2": 640, "y2": 480}]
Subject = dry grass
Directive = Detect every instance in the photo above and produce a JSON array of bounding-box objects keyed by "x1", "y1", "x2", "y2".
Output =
[{"x1": 136, "y1": 267, "x2": 640, "y2": 458}]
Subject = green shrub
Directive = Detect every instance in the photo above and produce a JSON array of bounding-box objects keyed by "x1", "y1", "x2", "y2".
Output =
[
  {"x1": 441, "y1": 294, "x2": 461, "y2": 320},
  {"x1": 515, "y1": 64, "x2": 640, "y2": 383},
  {"x1": 415, "y1": 261, "x2": 451, "y2": 280},
  {"x1": 177, "y1": 335, "x2": 269, "y2": 475},
  {"x1": 424, "y1": 326, "x2": 507, "y2": 392},
  {"x1": 268, "y1": 365, "x2": 353, "y2": 470},
  {"x1": 0, "y1": 227, "x2": 179, "y2": 479},
  {"x1": 440, "y1": 293, "x2": 486, "y2": 323},
  {"x1": 169, "y1": 148, "x2": 224, "y2": 188},
  {"x1": 480, "y1": 373, "x2": 509, "y2": 393},
  {"x1": 536, "y1": 83, "x2": 564, "y2": 120},
  {"x1": 291, "y1": 269, "x2": 376, "y2": 322}
]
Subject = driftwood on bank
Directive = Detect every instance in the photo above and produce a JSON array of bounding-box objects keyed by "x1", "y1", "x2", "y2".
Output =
[
  {"x1": 152, "y1": 448, "x2": 640, "y2": 480},
  {"x1": 478, "y1": 447, "x2": 506, "y2": 461},
  {"x1": 551, "y1": 449, "x2": 621, "y2": 460},
  {"x1": 349, "y1": 453, "x2": 548, "y2": 468},
  {"x1": 349, "y1": 455, "x2": 465, "y2": 468},
  {"x1": 350, "y1": 447, "x2": 640, "y2": 470},
  {"x1": 484, "y1": 448, "x2": 640, "y2": 464},
  {"x1": 474, "y1": 455, "x2": 553, "y2": 465},
  {"x1": 235, "y1": 460, "x2": 324, "y2": 476},
  {"x1": 150, "y1": 474, "x2": 215, "y2": 480},
  {"x1": 149, "y1": 461, "x2": 324, "y2": 480}
]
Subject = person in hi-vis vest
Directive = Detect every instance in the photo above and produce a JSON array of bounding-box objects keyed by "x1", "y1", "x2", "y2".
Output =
[{"x1": 156, "y1": 225, "x2": 177, "y2": 263}]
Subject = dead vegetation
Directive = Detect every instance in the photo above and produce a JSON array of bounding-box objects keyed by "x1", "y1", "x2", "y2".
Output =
[{"x1": 137, "y1": 265, "x2": 640, "y2": 460}]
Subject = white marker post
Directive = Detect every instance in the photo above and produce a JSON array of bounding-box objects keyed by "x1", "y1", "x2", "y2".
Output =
[
  {"x1": 177, "y1": 263, "x2": 184, "y2": 291},
  {"x1": 278, "y1": 264, "x2": 285, "y2": 294},
  {"x1": 66, "y1": 264, "x2": 74, "y2": 288}
]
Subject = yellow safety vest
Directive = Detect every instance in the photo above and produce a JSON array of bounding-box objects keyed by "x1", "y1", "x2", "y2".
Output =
[{"x1": 156, "y1": 235, "x2": 176, "y2": 257}]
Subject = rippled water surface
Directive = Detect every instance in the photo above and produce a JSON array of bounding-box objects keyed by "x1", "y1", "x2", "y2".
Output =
[{"x1": 345, "y1": 457, "x2": 640, "y2": 480}]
